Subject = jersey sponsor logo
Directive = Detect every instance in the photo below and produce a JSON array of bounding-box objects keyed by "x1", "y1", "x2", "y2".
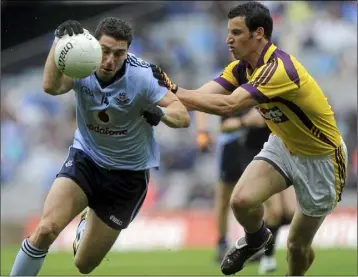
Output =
[
  {"x1": 88, "y1": 109, "x2": 128, "y2": 135},
  {"x1": 115, "y1": 92, "x2": 129, "y2": 105},
  {"x1": 258, "y1": 106, "x2": 288, "y2": 123},
  {"x1": 98, "y1": 109, "x2": 110, "y2": 123},
  {"x1": 94, "y1": 109, "x2": 114, "y2": 125},
  {"x1": 86, "y1": 124, "x2": 128, "y2": 136}
]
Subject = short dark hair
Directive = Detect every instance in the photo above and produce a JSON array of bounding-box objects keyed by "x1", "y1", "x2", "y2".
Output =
[
  {"x1": 94, "y1": 17, "x2": 133, "y2": 46},
  {"x1": 228, "y1": 2, "x2": 273, "y2": 40}
]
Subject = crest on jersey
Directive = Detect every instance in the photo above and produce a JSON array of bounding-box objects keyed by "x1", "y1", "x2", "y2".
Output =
[{"x1": 116, "y1": 92, "x2": 129, "y2": 105}]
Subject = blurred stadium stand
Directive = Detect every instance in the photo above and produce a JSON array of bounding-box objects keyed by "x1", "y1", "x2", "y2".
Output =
[{"x1": 1, "y1": 1, "x2": 357, "y2": 247}]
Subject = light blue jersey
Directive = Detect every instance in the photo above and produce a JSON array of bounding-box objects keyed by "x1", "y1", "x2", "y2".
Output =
[{"x1": 71, "y1": 53, "x2": 168, "y2": 170}]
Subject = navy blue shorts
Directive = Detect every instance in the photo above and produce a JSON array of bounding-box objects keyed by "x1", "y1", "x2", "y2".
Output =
[
  {"x1": 218, "y1": 139, "x2": 261, "y2": 185},
  {"x1": 56, "y1": 147, "x2": 149, "y2": 230}
]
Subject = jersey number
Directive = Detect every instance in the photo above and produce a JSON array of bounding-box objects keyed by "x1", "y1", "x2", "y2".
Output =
[{"x1": 101, "y1": 95, "x2": 109, "y2": 105}]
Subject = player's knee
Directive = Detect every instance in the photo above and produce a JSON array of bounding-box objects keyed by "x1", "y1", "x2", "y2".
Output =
[
  {"x1": 230, "y1": 191, "x2": 254, "y2": 211},
  {"x1": 74, "y1": 257, "x2": 100, "y2": 274}
]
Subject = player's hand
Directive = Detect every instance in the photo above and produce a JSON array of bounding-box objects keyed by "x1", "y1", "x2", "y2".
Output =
[
  {"x1": 150, "y1": 64, "x2": 178, "y2": 94},
  {"x1": 55, "y1": 20, "x2": 84, "y2": 38},
  {"x1": 196, "y1": 131, "x2": 211, "y2": 152},
  {"x1": 141, "y1": 106, "x2": 165, "y2": 126},
  {"x1": 221, "y1": 118, "x2": 242, "y2": 133}
]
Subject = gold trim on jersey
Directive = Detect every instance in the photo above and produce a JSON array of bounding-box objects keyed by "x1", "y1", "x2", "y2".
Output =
[{"x1": 331, "y1": 143, "x2": 347, "y2": 206}]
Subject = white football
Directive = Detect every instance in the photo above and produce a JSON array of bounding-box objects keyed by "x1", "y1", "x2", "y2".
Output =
[{"x1": 54, "y1": 31, "x2": 102, "y2": 78}]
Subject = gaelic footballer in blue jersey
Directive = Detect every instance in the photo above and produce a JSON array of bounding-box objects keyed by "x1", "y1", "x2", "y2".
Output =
[{"x1": 10, "y1": 17, "x2": 190, "y2": 276}]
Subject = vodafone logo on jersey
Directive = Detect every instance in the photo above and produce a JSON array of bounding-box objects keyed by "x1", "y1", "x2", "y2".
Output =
[
  {"x1": 86, "y1": 124, "x2": 128, "y2": 136},
  {"x1": 87, "y1": 109, "x2": 128, "y2": 136}
]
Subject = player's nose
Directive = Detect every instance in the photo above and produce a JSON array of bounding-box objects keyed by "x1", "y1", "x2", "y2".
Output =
[
  {"x1": 103, "y1": 57, "x2": 114, "y2": 67},
  {"x1": 225, "y1": 36, "x2": 233, "y2": 44}
]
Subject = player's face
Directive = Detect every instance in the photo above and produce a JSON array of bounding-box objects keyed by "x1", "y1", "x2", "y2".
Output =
[
  {"x1": 97, "y1": 35, "x2": 128, "y2": 81},
  {"x1": 226, "y1": 16, "x2": 263, "y2": 61}
]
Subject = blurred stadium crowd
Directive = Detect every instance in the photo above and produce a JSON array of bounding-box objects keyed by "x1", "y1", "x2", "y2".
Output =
[{"x1": 1, "y1": 1, "x2": 357, "y2": 220}]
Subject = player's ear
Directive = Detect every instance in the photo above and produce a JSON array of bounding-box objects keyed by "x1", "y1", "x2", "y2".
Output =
[{"x1": 255, "y1": 27, "x2": 265, "y2": 40}]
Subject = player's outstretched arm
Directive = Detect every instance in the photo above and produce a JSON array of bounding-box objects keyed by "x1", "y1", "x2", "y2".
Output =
[
  {"x1": 176, "y1": 86, "x2": 258, "y2": 117},
  {"x1": 43, "y1": 20, "x2": 83, "y2": 95},
  {"x1": 150, "y1": 64, "x2": 231, "y2": 111}
]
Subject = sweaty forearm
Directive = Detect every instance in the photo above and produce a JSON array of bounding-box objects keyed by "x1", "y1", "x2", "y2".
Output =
[
  {"x1": 175, "y1": 87, "x2": 197, "y2": 111},
  {"x1": 42, "y1": 42, "x2": 67, "y2": 95},
  {"x1": 161, "y1": 101, "x2": 190, "y2": 128},
  {"x1": 176, "y1": 90, "x2": 231, "y2": 116},
  {"x1": 176, "y1": 87, "x2": 220, "y2": 111}
]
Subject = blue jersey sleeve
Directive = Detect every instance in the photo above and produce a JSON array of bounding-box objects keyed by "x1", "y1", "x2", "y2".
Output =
[{"x1": 146, "y1": 70, "x2": 168, "y2": 104}]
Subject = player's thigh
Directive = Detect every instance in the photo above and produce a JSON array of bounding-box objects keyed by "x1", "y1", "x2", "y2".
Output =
[
  {"x1": 32, "y1": 177, "x2": 88, "y2": 247},
  {"x1": 263, "y1": 192, "x2": 283, "y2": 223},
  {"x1": 287, "y1": 209, "x2": 325, "y2": 248},
  {"x1": 280, "y1": 186, "x2": 296, "y2": 218},
  {"x1": 42, "y1": 177, "x2": 88, "y2": 223},
  {"x1": 231, "y1": 159, "x2": 288, "y2": 208},
  {"x1": 41, "y1": 147, "x2": 95, "y2": 226},
  {"x1": 32, "y1": 146, "x2": 97, "y2": 246},
  {"x1": 74, "y1": 208, "x2": 121, "y2": 269}
]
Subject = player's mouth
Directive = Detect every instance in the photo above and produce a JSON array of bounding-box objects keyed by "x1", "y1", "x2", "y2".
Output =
[
  {"x1": 101, "y1": 68, "x2": 113, "y2": 73},
  {"x1": 229, "y1": 46, "x2": 235, "y2": 51}
]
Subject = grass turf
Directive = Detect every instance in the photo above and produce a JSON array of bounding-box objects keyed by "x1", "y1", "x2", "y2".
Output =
[{"x1": 1, "y1": 247, "x2": 357, "y2": 275}]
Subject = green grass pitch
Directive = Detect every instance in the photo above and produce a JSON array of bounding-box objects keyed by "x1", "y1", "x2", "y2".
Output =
[{"x1": 1, "y1": 247, "x2": 357, "y2": 275}]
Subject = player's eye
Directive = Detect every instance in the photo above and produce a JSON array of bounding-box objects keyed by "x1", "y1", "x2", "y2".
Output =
[
  {"x1": 115, "y1": 50, "x2": 126, "y2": 56},
  {"x1": 102, "y1": 49, "x2": 110, "y2": 55},
  {"x1": 232, "y1": 30, "x2": 241, "y2": 36}
]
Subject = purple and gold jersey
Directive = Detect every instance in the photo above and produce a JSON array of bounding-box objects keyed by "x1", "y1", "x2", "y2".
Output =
[{"x1": 214, "y1": 42, "x2": 342, "y2": 156}]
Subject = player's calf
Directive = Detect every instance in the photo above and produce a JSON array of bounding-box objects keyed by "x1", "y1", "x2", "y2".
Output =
[{"x1": 286, "y1": 241, "x2": 314, "y2": 275}]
